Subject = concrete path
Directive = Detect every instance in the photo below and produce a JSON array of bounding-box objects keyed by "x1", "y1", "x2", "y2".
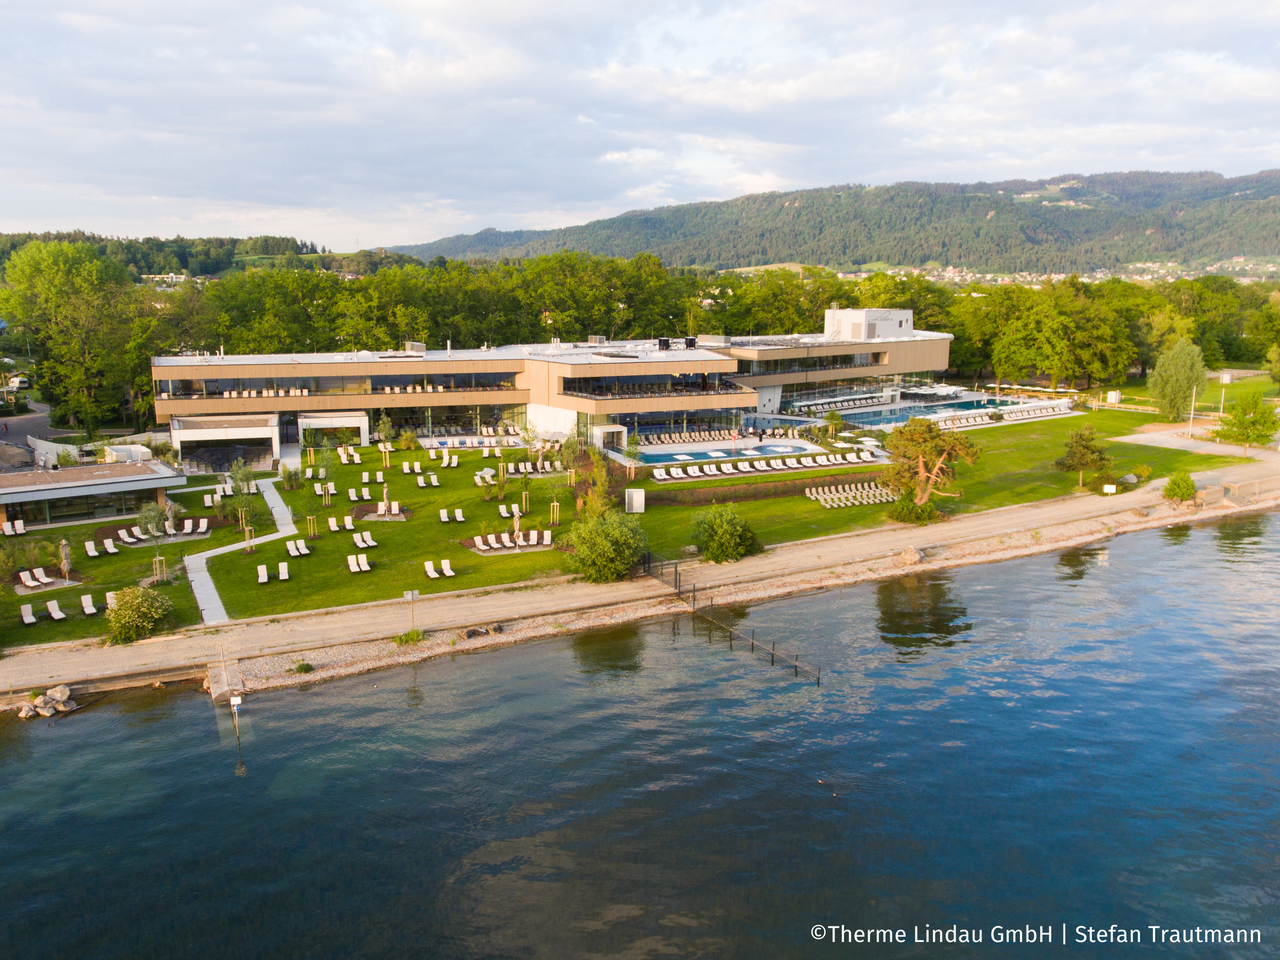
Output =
[
  {"x1": 182, "y1": 478, "x2": 296, "y2": 625},
  {"x1": 1114, "y1": 431, "x2": 1280, "y2": 461}
]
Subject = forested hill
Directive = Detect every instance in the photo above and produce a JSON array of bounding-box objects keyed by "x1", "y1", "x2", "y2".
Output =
[{"x1": 392, "y1": 170, "x2": 1280, "y2": 274}]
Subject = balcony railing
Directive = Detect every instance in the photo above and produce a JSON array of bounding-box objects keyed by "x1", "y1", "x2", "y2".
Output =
[{"x1": 559, "y1": 385, "x2": 753, "y2": 401}]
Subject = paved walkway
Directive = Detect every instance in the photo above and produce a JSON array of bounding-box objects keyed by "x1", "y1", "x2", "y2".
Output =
[
  {"x1": 183, "y1": 479, "x2": 297, "y2": 624},
  {"x1": 4, "y1": 459, "x2": 1279, "y2": 700}
]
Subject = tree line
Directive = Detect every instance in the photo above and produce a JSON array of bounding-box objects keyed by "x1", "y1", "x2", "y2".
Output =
[{"x1": 1, "y1": 239, "x2": 1278, "y2": 434}]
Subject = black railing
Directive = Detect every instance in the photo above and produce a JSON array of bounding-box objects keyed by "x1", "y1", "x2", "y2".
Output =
[
  {"x1": 693, "y1": 597, "x2": 822, "y2": 685},
  {"x1": 641, "y1": 551, "x2": 682, "y2": 597}
]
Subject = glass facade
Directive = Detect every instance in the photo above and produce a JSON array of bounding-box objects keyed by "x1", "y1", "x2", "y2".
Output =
[
  {"x1": 736, "y1": 353, "x2": 883, "y2": 376},
  {"x1": 7, "y1": 489, "x2": 159, "y2": 526},
  {"x1": 156, "y1": 371, "x2": 518, "y2": 399},
  {"x1": 579, "y1": 408, "x2": 742, "y2": 442},
  {"x1": 561, "y1": 372, "x2": 743, "y2": 399},
  {"x1": 780, "y1": 374, "x2": 934, "y2": 412}
]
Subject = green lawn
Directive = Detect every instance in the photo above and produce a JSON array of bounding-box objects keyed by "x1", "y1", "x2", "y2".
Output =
[
  {"x1": 0, "y1": 498, "x2": 263, "y2": 651},
  {"x1": 207, "y1": 446, "x2": 572, "y2": 620},
  {"x1": 944, "y1": 410, "x2": 1247, "y2": 514},
  {"x1": 1117, "y1": 373, "x2": 1277, "y2": 411}
]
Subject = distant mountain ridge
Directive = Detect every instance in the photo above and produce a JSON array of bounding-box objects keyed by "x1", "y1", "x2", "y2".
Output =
[{"x1": 390, "y1": 170, "x2": 1280, "y2": 274}]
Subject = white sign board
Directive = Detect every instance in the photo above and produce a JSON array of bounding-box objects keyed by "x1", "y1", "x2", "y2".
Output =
[
  {"x1": 1103, "y1": 484, "x2": 1117, "y2": 494},
  {"x1": 624, "y1": 488, "x2": 645, "y2": 514}
]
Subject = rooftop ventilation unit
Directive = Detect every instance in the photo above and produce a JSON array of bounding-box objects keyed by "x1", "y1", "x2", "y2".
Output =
[
  {"x1": 684, "y1": 337, "x2": 697, "y2": 349},
  {"x1": 587, "y1": 335, "x2": 607, "y2": 345},
  {"x1": 658, "y1": 337, "x2": 670, "y2": 351},
  {"x1": 404, "y1": 341, "x2": 427, "y2": 354}
]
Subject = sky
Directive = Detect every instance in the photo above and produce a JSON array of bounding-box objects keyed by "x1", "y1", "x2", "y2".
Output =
[{"x1": 2, "y1": 0, "x2": 1279, "y2": 249}]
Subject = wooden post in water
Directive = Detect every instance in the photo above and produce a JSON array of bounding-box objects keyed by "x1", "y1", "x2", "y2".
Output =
[{"x1": 771, "y1": 641, "x2": 775, "y2": 666}]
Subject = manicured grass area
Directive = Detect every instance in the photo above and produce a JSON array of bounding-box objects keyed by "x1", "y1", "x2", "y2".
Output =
[
  {"x1": 944, "y1": 410, "x2": 1247, "y2": 514},
  {"x1": 1117, "y1": 373, "x2": 1277, "y2": 411},
  {"x1": 0, "y1": 510, "x2": 258, "y2": 652},
  {"x1": 208, "y1": 446, "x2": 572, "y2": 620}
]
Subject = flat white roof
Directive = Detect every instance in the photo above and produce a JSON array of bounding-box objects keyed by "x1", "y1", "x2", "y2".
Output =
[{"x1": 0, "y1": 460, "x2": 186, "y2": 504}]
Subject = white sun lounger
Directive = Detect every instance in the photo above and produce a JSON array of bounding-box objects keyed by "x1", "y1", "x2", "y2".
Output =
[
  {"x1": 104, "y1": 538, "x2": 119, "y2": 554},
  {"x1": 417, "y1": 476, "x2": 426, "y2": 487},
  {"x1": 84, "y1": 541, "x2": 99, "y2": 558},
  {"x1": 500, "y1": 505, "x2": 511, "y2": 518},
  {"x1": 543, "y1": 530, "x2": 552, "y2": 546},
  {"x1": 441, "y1": 559, "x2": 455, "y2": 577},
  {"x1": 132, "y1": 526, "x2": 150, "y2": 540},
  {"x1": 474, "y1": 536, "x2": 490, "y2": 551},
  {"x1": 430, "y1": 475, "x2": 439, "y2": 487},
  {"x1": 501, "y1": 533, "x2": 515, "y2": 548},
  {"x1": 376, "y1": 502, "x2": 387, "y2": 516},
  {"x1": 344, "y1": 516, "x2": 355, "y2": 531},
  {"x1": 286, "y1": 540, "x2": 299, "y2": 557},
  {"x1": 450, "y1": 456, "x2": 458, "y2": 468},
  {"x1": 362, "y1": 472, "x2": 370, "y2": 483},
  {"x1": 414, "y1": 462, "x2": 422, "y2": 473},
  {"x1": 296, "y1": 539, "x2": 310, "y2": 555},
  {"x1": 454, "y1": 509, "x2": 464, "y2": 522},
  {"x1": 440, "y1": 509, "x2": 449, "y2": 522},
  {"x1": 305, "y1": 468, "x2": 313, "y2": 479},
  {"x1": 278, "y1": 562, "x2": 289, "y2": 581},
  {"x1": 19, "y1": 571, "x2": 38, "y2": 589},
  {"x1": 352, "y1": 532, "x2": 364, "y2": 549},
  {"x1": 183, "y1": 519, "x2": 194, "y2": 534},
  {"x1": 347, "y1": 555, "x2": 360, "y2": 573},
  {"x1": 204, "y1": 495, "x2": 213, "y2": 508},
  {"x1": 402, "y1": 462, "x2": 410, "y2": 474},
  {"x1": 33, "y1": 568, "x2": 55, "y2": 585},
  {"x1": 314, "y1": 483, "x2": 323, "y2": 496},
  {"x1": 165, "y1": 520, "x2": 177, "y2": 536},
  {"x1": 2, "y1": 522, "x2": 12, "y2": 536},
  {"x1": 328, "y1": 482, "x2": 337, "y2": 494},
  {"x1": 197, "y1": 519, "x2": 209, "y2": 534},
  {"x1": 362, "y1": 488, "x2": 371, "y2": 500},
  {"x1": 117, "y1": 529, "x2": 136, "y2": 544},
  {"x1": 424, "y1": 560, "x2": 440, "y2": 579},
  {"x1": 258, "y1": 564, "x2": 269, "y2": 583},
  {"x1": 328, "y1": 516, "x2": 339, "y2": 532},
  {"x1": 653, "y1": 468, "x2": 669, "y2": 480},
  {"x1": 13, "y1": 520, "x2": 24, "y2": 535},
  {"x1": 429, "y1": 450, "x2": 437, "y2": 460},
  {"x1": 47, "y1": 600, "x2": 66, "y2": 621},
  {"x1": 375, "y1": 472, "x2": 383, "y2": 483},
  {"x1": 357, "y1": 553, "x2": 371, "y2": 572},
  {"x1": 348, "y1": 489, "x2": 358, "y2": 501},
  {"x1": 391, "y1": 502, "x2": 400, "y2": 515},
  {"x1": 20, "y1": 603, "x2": 36, "y2": 625},
  {"x1": 483, "y1": 534, "x2": 497, "y2": 549}
]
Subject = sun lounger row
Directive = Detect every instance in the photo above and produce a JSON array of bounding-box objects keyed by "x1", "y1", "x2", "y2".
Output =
[
  {"x1": 439, "y1": 509, "x2": 466, "y2": 522},
  {"x1": 650, "y1": 451, "x2": 880, "y2": 481},
  {"x1": 795, "y1": 394, "x2": 881, "y2": 414},
  {"x1": 259, "y1": 562, "x2": 292, "y2": 582},
  {"x1": 806, "y1": 483, "x2": 895, "y2": 507},
  {"x1": 507, "y1": 460, "x2": 563, "y2": 474},
  {"x1": 347, "y1": 554, "x2": 373, "y2": 573},
  {"x1": 2, "y1": 520, "x2": 27, "y2": 536},
  {"x1": 472, "y1": 530, "x2": 552, "y2": 551},
  {"x1": 303, "y1": 468, "x2": 328, "y2": 479},
  {"x1": 351, "y1": 531, "x2": 378, "y2": 549},
  {"x1": 21, "y1": 591, "x2": 116, "y2": 624},
  {"x1": 473, "y1": 474, "x2": 497, "y2": 488},
  {"x1": 401, "y1": 461, "x2": 427, "y2": 474},
  {"x1": 359, "y1": 471, "x2": 386, "y2": 483},
  {"x1": 637, "y1": 430, "x2": 739, "y2": 445},
  {"x1": 423, "y1": 559, "x2": 456, "y2": 579},
  {"x1": 18, "y1": 567, "x2": 59, "y2": 589},
  {"x1": 374, "y1": 501, "x2": 402, "y2": 516},
  {"x1": 937, "y1": 414, "x2": 993, "y2": 429},
  {"x1": 416, "y1": 474, "x2": 439, "y2": 488}
]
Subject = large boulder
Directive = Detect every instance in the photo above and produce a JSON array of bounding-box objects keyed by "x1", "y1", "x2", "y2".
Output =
[
  {"x1": 17, "y1": 704, "x2": 36, "y2": 719},
  {"x1": 53, "y1": 699, "x2": 77, "y2": 713},
  {"x1": 47, "y1": 685, "x2": 71, "y2": 702},
  {"x1": 31, "y1": 694, "x2": 54, "y2": 709},
  {"x1": 34, "y1": 704, "x2": 57, "y2": 717}
]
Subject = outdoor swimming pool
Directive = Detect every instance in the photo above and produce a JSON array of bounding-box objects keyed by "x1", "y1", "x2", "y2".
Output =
[
  {"x1": 841, "y1": 396, "x2": 1017, "y2": 429},
  {"x1": 637, "y1": 442, "x2": 822, "y2": 464}
]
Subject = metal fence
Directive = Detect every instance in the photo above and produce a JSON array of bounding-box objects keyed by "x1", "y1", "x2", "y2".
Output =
[
  {"x1": 693, "y1": 599, "x2": 822, "y2": 685},
  {"x1": 641, "y1": 551, "x2": 683, "y2": 597}
]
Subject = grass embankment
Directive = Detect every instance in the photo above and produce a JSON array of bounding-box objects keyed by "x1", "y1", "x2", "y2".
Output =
[
  {"x1": 0, "y1": 484, "x2": 269, "y2": 651},
  {"x1": 945, "y1": 410, "x2": 1246, "y2": 513},
  {"x1": 207, "y1": 448, "x2": 571, "y2": 620}
]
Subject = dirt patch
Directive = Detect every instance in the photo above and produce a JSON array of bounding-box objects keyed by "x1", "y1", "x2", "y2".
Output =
[{"x1": 1134, "y1": 420, "x2": 1184, "y2": 433}]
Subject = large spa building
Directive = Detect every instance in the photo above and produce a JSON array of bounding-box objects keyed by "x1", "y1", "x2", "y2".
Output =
[{"x1": 151, "y1": 309, "x2": 951, "y2": 466}]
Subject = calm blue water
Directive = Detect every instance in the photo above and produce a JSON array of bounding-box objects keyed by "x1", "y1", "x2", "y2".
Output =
[{"x1": 3, "y1": 515, "x2": 1280, "y2": 958}]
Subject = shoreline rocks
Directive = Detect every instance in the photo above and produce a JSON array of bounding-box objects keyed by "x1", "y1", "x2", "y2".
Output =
[{"x1": 17, "y1": 685, "x2": 78, "y2": 720}]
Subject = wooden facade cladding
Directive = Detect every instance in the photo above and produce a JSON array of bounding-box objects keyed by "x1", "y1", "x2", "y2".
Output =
[
  {"x1": 730, "y1": 338, "x2": 952, "y2": 388},
  {"x1": 154, "y1": 389, "x2": 529, "y2": 423},
  {"x1": 153, "y1": 357, "x2": 524, "y2": 380}
]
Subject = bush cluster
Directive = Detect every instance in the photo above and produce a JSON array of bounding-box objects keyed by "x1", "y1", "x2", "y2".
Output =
[
  {"x1": 887, "y1": 495, "x2": 941, "y2": 525},
  {"x1": 689, "y1": 504, "x2": 759, "y2": 563},
  {"x1": 565, "y1": 512, "x2": 647, "y2": 583},
  {"x1": 104, "y1": 586, "x2": 173, "y2": 644}
]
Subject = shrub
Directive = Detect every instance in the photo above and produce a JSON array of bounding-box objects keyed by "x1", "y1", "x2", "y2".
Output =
[
  {"x1": 1086, "y1": 470, "x2": 1134, "y2": 495},
  {"x1": 394, "y1": 629, "x2": 423, "y2": 647},
  {"x1": 565, "y1": 512, "x2": 647, "y2": 583},
  {"x1": 1163, "y1": 470, "x2": 1197, "y2": 502},
  {"x1": 887, "y1": 495, "x2": 941, "y2": 525},
  {"x1": 397, "y1": 428, "x2": 418, "y2": 451},
  {"x1": 293, "y1": 662, "x2": 314, "y2": 674},
  {"x1": 104, "y1": 586, "x2": 173, "y2": 644},
  {"x1": 279, "y1": 465, "x2": 303, "y2": 490},
  {"x1": 689, "y1": 504, "x2": 759, "y2": 563},
  {"x1": 1133, "y1": 464, "x2": 1153, "y2": 482}
]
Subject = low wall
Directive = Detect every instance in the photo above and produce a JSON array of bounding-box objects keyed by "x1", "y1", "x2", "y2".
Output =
[{"x1": 1225, "y1": 475, "x2": 1280, "y2": 501}]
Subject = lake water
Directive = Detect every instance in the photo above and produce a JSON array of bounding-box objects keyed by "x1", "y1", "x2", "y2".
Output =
[{"x1": 3, "y1": 514, "x2": 1280, "y2": 958}]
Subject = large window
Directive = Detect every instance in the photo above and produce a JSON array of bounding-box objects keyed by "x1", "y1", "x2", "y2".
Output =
[
  {"x1": 581, "y1": 408, "x2": 743, "y2": 441},
  {"x1": 736, "y1": 353, "x2": 883, "y2": 377},
  {"x1": 561, "y1": 372, "x2": 740, "y2": 399}
]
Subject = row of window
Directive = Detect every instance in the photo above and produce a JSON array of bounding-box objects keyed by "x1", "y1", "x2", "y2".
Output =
[
  {"x1": 737, "y1": 353, "x2": 884, "y2": 376},
  {"x1": 156, "y1": 373, "x2": 519, "y2": 399},
  {"x1": 561, "y1": 373, "x2": 739, "y2": 398}
]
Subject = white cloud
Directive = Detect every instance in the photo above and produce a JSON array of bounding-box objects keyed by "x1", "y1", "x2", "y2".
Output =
[{"x1": 0, "y1": 0, "x2": 1277, "y2": 247}]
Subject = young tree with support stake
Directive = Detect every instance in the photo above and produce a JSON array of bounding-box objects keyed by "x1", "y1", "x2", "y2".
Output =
[
  {"x1": 882, "y1": 418, "x2": 980, "y2": 506},
  {"x1": 1054, "y1": 425, "x2": 1112, "y2": 487},
  {"x1": 1214, "y1": 389, "x2": 1280, "y2": 455}
]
